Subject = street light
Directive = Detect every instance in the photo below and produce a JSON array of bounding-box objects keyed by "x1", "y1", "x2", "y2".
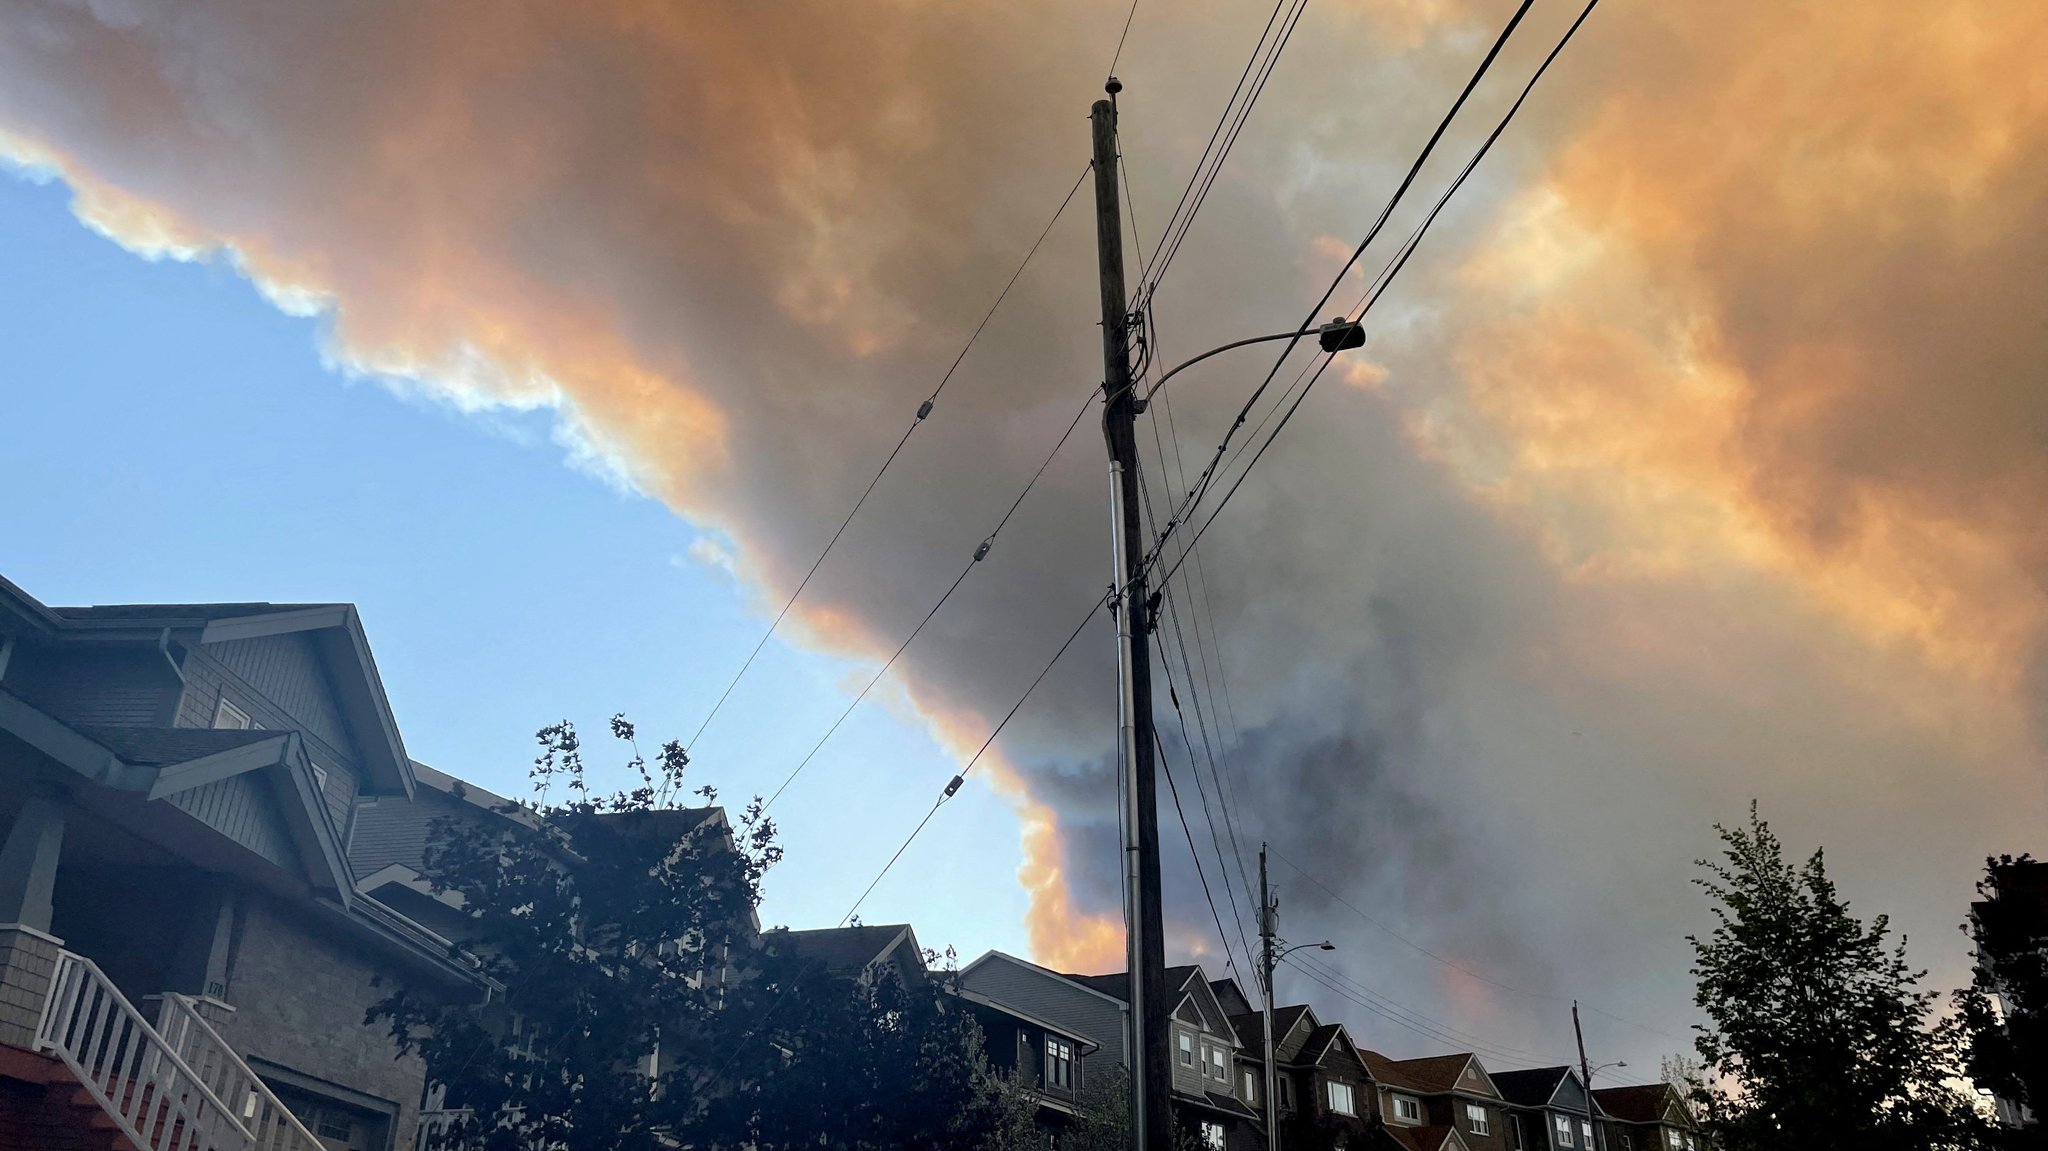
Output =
[
  {"x1": 1134, "y1": 318, "x2": 1367, "y2": 410},
  {"x1": 1589, "y1": 1060, "x2": 1628, "y2": 1081},
  {"x1": 1263, "y1": 935, "x2": 1336, "y2": 1151}
]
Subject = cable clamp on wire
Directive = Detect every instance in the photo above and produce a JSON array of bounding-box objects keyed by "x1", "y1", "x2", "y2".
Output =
[
  {"x1": 942, "y1": 774, "x2": 965, "y2": 799},
  {"x1": 916, "y1": 399, "x2": 934, "y2": 421},
  {"x1": 973, "y1": 539, "x2": 993, "y2": 562}
]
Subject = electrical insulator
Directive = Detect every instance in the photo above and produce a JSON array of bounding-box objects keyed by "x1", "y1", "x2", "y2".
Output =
[
  {"x1": 943, "y1": 775, "x2": 965, "y2": 798},
  {"x1": 916, "y1": 400, "x2": 934, "y2": 420},
  {"x1": 973, "y1": 539, "x2": 992, "y2": 562}
]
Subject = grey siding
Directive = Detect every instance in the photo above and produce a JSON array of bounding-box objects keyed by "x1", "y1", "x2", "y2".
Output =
[
  {"x1": 9, "y1": 644, "x2": 177, "y2": 728},
  {"x1": 167, "y1": 775, "x2": 299, "y2": 871},
  {"x1": 180, "y1": 644, "x2": 362, "y2": 831},
  {"x1": 960, "y1": 955, "x2": 1128, "y2": 1073},
  {"x1": 348, "y1": 789, "x2": 471, "y2": 879}
]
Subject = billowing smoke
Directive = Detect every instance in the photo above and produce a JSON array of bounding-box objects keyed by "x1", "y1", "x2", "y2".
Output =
[{"x1": 4, "y1": 0, "x2": 2044, "y2": 1066}]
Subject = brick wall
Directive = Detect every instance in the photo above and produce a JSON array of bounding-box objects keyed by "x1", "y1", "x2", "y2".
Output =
[{"x1": 218, "y1": 897, "x2": 426, "y2": 1151}]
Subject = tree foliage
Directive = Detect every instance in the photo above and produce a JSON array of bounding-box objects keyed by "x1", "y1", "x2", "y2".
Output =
[
  {"x1": 1957, "y1": 855, "x2": 2048, "y2": 1148},
  {"x1": 370, "y1": 717, "x2": 1030, "y2": 1151},
  {"x1": 1686, "y1": 803, "x2": 1989, "y2": 1151}
]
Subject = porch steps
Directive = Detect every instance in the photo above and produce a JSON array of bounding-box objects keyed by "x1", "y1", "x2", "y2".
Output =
[{"x1": 0, "y1": 1045, "x2": 128, "y2": 1151}]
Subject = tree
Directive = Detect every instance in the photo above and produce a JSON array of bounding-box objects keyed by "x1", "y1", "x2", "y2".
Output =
[
  {"x1": 697, "y1": 940, "x2": 1039, "y2": 1150},
  {"x1": 1061, "y1": 1063, "x2": 1131, "y2": 1151},
  {"x1": 1957, "y1": 855, "x2": 2048, "y2": 1147},
  {"x1": 373, "y1": 717, "x2": 1036, "y2": 1151},
  {"x1": 1686, "y1": 803, "x2": 1990, "y2": 1151}
]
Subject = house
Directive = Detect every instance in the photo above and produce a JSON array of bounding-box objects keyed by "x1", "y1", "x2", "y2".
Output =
[
  {"x1": 0, "y1": 576, "x2": 483, "y2": 1150},
  {"x1": 1215, "y1": 984, "x2": 1377, "y2": 1149},
  {"x1": 778, "y1": 927, "x2": 1100, "y2": 1134},
  {"x1": 960, "y1": 954, "x2": 1266, "y2": 1148},
  {"x1": 1591, "y1": 1085, "x2": 1700, "y2": 1151},
  {"x1": 1968, "y1": 856, "x2": 2046, "y2": 1130},
  {"x1": 1364, "y1": 1052, "x2": 1510, "y2": 1151},
  {"x1": 1491, "y1": 1067, "x2": 1601, "y2": 1151}
]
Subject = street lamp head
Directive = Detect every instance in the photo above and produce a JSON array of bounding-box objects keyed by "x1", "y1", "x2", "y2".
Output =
[
  {"x1": 1316, "y1": 941, "x2": 1335, "y2": 951},
  {"x1": 1317, "y1": 317, "x2": 1366, "y2": 353}
]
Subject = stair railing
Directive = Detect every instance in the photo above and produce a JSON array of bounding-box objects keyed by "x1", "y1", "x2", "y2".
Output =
[
  {"x1": 34, "y1": 949, "x2": 253, "y2": 1151},
  {"x1": 155, "y1": 991, "x2": 325, "y2": 1151}
]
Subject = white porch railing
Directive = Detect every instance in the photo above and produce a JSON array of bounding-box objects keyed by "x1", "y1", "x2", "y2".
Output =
[
  {"x1": 34, "y1": 949, "x2": 251, "y2": 1151},
  {"x1": 154, "y1": 990, "x2": 326, "y2": 1151},
  {"x1": 32, "y1": 950, "x2": 329, "y2": 1151}
]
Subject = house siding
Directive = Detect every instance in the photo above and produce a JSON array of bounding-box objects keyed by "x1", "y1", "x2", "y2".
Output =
[
  {"x1": 180, "y1": 644, "x2": 362, "y2": 830},
  {"x1": 221, "y1": 895, "x2": 427, "y2": 1151},
  {"x1": 166, "y1": 774, "x2": 300, "y2": 871},
  {"x1": 7, "y1": 643, "x2": 177, "y2": 728},
  {"x1": 959, "y1": 957, "x2": 1128, "y2": 1071}
]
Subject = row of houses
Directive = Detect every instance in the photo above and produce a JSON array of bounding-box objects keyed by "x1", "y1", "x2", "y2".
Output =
[{"x1": 0, "y1": 570, "x2": 1699, "y2": 1150}]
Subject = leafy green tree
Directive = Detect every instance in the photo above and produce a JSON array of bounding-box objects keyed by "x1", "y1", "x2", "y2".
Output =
[
  {"x1": 1062, "y1": 1063, "x2": 1131, "y2": 1151},
  {"x1": 373, "y1": 717, "x2": 1037, "y2": 1151},
  {"x1": 1957, "y1": 855, "x2": 2048, "y2": 1148},
  {"x1": 1687, "y1": 803, "x2": 1990, "y2": 1151}
]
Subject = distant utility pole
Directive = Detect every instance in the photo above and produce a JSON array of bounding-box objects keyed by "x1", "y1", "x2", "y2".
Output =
[
  {"x1": 1575, "y1": 1001, "x2": 1601, "y2": 1151},
  {"x1": 1091, "y1": 79, "x2": 1170, "y2": 1151},
  {"x1": 1260, "y1": 846, "x2": 1280, "y2": 1151}
]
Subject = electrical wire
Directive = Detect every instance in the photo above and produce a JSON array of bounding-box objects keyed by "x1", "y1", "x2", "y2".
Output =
[
  {"x1": 1155, "y1": 721, "x2": 1250, "y2": 979},
  {"x1": 1138, "y1": 0, "x2": 1540, "y2": 577},
  {"x1": 838, "y1": 583, "x2": 1114, "y2": 925},
  {"x1": 1105, "y1": 0, "x2": 1143, "y2": 82},
  {"x1": 761, "y1": 386, "x2": 1097, "y2": 813},
  {"x1": 684, "y1": 163, "x2": 1091, "y2": 754}
]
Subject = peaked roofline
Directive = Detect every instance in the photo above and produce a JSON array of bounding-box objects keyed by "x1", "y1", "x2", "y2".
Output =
[{"x1": 959, "y1": 950, "x2": 1134, "y2": 1010}]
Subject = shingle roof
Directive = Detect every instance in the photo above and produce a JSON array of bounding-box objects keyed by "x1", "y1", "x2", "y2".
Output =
[
  {"x1": 51, "y1": 602, "x2": 327, "y2": 622},
  {"x1": 1384, "y1": 1124, "x2": 1460, "y2": 1151},
  {"x1": 1301, "y1": 1022, "x2": 1346, "y2": 1062},
  {"x1": 76, "y1": 725, "x2": 279, "y2": 766},
  {"x1": 1593, "y1": 1084, "x2": 1675, "y2": 1124},
  {"x1": 779, "y1": 925, "x2": 917, "y2": 974},
  {"x1": 1061, "y1": 965, "x2": 1201, "y2": 1003},
  {"x1": 1390, "y1": 1053, "x2": 1476, "y2": 1092},
  {"x1": 1492, "y1": 1066, "x2": 1573, "y2": 1108},
  {"x1": 1228, "y1": 1003, "x2": 1311, "y2": 1053}
]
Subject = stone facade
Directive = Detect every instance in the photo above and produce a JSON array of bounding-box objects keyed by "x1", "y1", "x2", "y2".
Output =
[
  {"x1": 0, "y1": 925, "x2": 60, "y2": 1049},
  {"x1": 218, "y1": 896, "x2": 427, "y2": 1151}
]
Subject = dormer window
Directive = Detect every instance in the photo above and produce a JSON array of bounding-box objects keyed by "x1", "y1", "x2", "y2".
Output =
[
  {"x1": 214, "y1": 698, "x2": 252, "y2": 730},
  {"x1": 1179, "y1": 1032, "x2": 1194, "y2": 1066},
  {"x1": 1392, "y1": 1094, "x2": 1421, "y2": 1123},
  {"x1": 1209, "y1": 1045, "x2": 1227, "y2": 1080}
]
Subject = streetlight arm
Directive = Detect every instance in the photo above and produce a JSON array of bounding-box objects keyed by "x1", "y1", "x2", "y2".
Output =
[{"x1": 1137, "y1": 320, "x2": 1364, "y2": 405}]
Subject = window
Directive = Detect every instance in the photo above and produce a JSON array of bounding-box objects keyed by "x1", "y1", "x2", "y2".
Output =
[
  {"x1": 314, "y1": 1111, "x2": 352, "y2": 1141},
  {"x1": 214, "y1": 697, "x2": 251, "y2": 730},
  {"x1": 1179, "y1": 1032, "x2": 1195, "y2": 1066},
  {"x1": 1279, "y1": 1077, "x2": 1295, "y2": 1111},
  {"x1": 1392, "y1": 1094, "x2": 1421, "y2": 1123},
  {"x1": 1327, "y1": 1080, "x2": 1356, "y2": 1116},
  {"x1": 311, "y1": 763, "x2": 330, "y2": 795},
  {"x1": 1046, "y1": 1038, "x2": 1074, "y2": 1090},
  {"x1": 1664, "y1": 1133, "x2": 1682, "y2": 1151},
  {"x1": 1200, "y1": 1121, "x2": 1225, "y2": 1150},
  {"x1": 1467, "y1": 1102, "x2": 1491, "y2": 1136},
  {"x1": 1209, "y1": 1045, "x2": 1227, "y2": 1080},
  {"x1": 1243, "y1": 1069, "x2": 1258, "y2": 1102},
  {"x1": 1557, "y1": 1114, "x2": 1578, "y2": 1147},
  {"x1": 1581, "y1": 1121, "x2": 1594, "y2": 1146}
]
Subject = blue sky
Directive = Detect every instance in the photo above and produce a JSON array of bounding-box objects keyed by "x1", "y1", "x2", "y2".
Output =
[{"x1": 0, "y1": 171, "x2": 1032, "y2": 958}]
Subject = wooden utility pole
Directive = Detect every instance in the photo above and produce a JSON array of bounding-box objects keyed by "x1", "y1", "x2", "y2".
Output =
[
  {"x1": 1092, "y1": 81, "x2": 1170, "y2": 1151},
  {"x1": 1574, "y1": 1001, "x2": 1601, "y2": 1151},
  {"x1": 1260, "y1": 846, "x2": 1281, "y2": 1151}
]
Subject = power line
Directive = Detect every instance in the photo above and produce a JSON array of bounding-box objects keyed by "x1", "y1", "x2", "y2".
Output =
[
  {"x1": 1155, "y1": 721, "x2": 1249, "y2": 980},
  {"x1": 1105, "y1": 0, "x2": 1142, "y2": 82},
  {"x1": 762, "y1": 387, "x2": 1097, "y2": 813},
  {"x1": 1286, "y1": 949, "x2": 1574, "y2": 1068},
  {"x1": 684, "y1": 163, "x2": 1091, "y2": 754},
  {"x1": 1137, "y1": 0, "x2": 1540, "y2": 576},
  {"x1": 839, "y1": 583, "x2": 1113, "y2": 925}
]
